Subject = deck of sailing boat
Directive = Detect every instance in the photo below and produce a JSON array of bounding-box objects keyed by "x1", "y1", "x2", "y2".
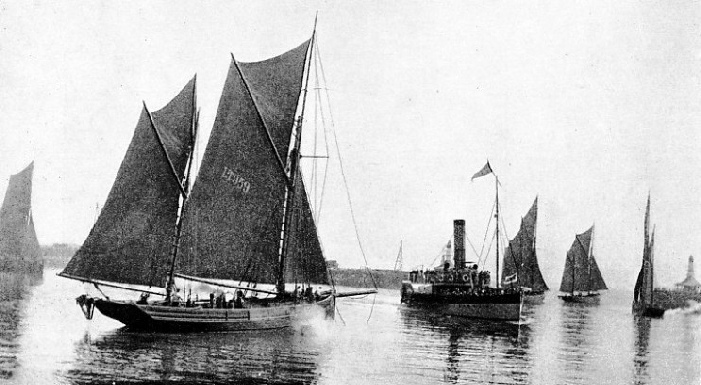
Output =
[{"x1": 59, "y1": 31, "x2": 375, "y2": 332}]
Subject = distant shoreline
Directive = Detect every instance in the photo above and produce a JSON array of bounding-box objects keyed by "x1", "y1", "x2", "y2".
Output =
[{"x1": 39, "y1": 243, "x2": 405, "y2": 290}]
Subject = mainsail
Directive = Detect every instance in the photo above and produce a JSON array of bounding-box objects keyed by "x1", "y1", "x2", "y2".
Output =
[
  {"x1": 61, "y1": 78, "x2": 196, "y2": 287},
  {"x1": 0, "y1": 162, "x2": 42, "y2": 271},
  {"x1": 176, "y1": 40, "x2": 322, "y2": 285},
  {"x1": 559, "y1": 226, "x2": 607, "y2": 293},
  {"x1": 501, "y1": 197, "x2": 548, "y2": 291},
  {"x1": 634, "y1": 195, "x2": 654, "y2": 306}
]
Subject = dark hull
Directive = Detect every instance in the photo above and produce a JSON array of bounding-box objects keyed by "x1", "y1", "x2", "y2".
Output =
[
  {"x1": 559, "y1": 292, "x2": 601, "y2": 303},
  {"x1": 95, "y1": 295, "x2": 335, "y2": 333},
  {"x1": 634, "y1": 305, "x2": 665, "y2": 318},
  {"x1": 400, "y1": 282, "x2": 522, "y2": 321}
]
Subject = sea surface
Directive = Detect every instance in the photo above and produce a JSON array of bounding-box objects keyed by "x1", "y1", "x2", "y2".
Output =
[{"x1": 0, "y1": 268, "x2": 700, "y2": 384}]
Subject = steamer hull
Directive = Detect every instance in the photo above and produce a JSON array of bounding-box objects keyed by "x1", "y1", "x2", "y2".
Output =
[{"x1": 401, "y1": 281, "x2": 522, "y2": 321}]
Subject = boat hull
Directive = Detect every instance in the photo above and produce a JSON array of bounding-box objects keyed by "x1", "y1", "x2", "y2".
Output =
[
  {"x1": 400, "y1": 282, "x2": 522, "y2": 321},
  {"x1": 94, "y1": 295, "x2": 335, "y2": 333},
  {"x1": 559, "y1": 292, "x2": 601, "y2": 303}
]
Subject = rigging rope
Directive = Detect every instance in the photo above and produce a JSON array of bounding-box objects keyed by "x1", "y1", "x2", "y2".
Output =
[{"x1": 315, "y1": 42, "x2": 377, "y2": 290}]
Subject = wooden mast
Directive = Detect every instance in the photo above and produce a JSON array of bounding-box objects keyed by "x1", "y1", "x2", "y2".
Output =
[
  {"x1": 165, "y1": 76, "x2": 198, "y2": 301},
  {"x1": 277, "y1": 19, "x2": 318, "y2": 296},
  {"x1": 495, "y1": 176, "x2": 500, "y2": 289}
]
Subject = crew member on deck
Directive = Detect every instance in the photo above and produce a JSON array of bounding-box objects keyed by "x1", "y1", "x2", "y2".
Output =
[{"x1": 234, "y1": 290, "x2": 246, "y2": 309}]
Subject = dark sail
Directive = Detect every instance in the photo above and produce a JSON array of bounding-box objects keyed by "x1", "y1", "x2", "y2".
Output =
[
  {"x1": 0, "y1": 163, "x2": 42, "y2": 272},
  {"x1": 284, "y1": 172, "x2": 329, "y2": 284},
  {"x1": 560, "y1": 226, "x2": 606, "y2": 293},
  {"x1": 588, "y1": 251, "x2": 608, "y2": 291},
  {"x1": 634, "y1": 196, "x2": 653, "y2": 305},
  {"x1": 501, "y1": 197, "x2": 547, "y2": 291},
  {"x1": 238, "y1": 40, "x2": 311, "y2": 158},
  {"x1": 177, "y1": 42, "x2": 309, "y2": 284},
  {"x1": 61, "y1": 78, "x2": 196, "y2": 287}
]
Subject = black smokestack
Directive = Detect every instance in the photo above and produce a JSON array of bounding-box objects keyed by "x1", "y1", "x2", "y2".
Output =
[{"x1": 453, "y1": 219, "x2": 465, "y2": 270}]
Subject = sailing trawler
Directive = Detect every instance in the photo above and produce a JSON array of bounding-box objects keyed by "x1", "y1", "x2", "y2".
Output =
[
  {"x1": 0, "y1": 162, "x2": 42, "y2": 274},
  {"x1": 633, "y1": 195, "x2": 665, "y2": 317},
  {"x1": 60, "y1": 29, "x2": 375, "y2": 332},
  {"x1": 501, "y1": 197, "x2": 548, "y2": 297},
  {"x1": 633, "y1": 195, "x2": 701, "y2": 315},
  {"x1": 400, "y1": 162, "x2": 522, "y2": 321},
  {"x1": 558, "y1": 225, "x2": 608, "y2": 303}
]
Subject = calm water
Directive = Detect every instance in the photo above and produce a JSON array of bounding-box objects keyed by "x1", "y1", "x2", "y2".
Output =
[{"x1": 1, "y1": 268, "x2": 700, "y2": 384}]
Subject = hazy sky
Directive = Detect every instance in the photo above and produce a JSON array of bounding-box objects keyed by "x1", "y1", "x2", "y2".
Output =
[{"x1": 1, "y1": 1, "x2": 699, "y2": 289}]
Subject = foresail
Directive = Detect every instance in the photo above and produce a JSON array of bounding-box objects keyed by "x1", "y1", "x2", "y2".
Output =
[
  {"x1": 501, "y1": 242, "x2": 520, "y2": 287},
  {"x1": 588, "y1": 254, "x2": 608, "y2": 291},
  {"x1": 285, "y1": 173, "x2": 329, "y2": 285},
  {"x1": 61, "y1": 77, "x2": 196, "y2": 287},
  {"x1": 0, "y1": 162, "x2": 41, "y2": 269},
  {"x1": 177, "y1": 42, "x2": 309, "y2": 284}
]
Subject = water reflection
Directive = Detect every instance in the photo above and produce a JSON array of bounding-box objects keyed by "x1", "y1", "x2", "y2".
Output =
[
  {"x1": 557, "y1": 301, "x2": 595, "y2": 383},
  {"x1": 0, "y1": 271, "x2": 42, "y2": 380},
  {"x1": 64, "y1": 327, "x2": 323, "y2": 384},
  {"x1": 398, "y1": 307, "x2": 531, "y2": 384},
  {"x1": 633, "y1": 316, "x2": 651, "y2": 385}
]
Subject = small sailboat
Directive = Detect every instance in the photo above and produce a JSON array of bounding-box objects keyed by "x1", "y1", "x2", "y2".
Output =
[
  {"x1": 501, "y1": 197, "x2": 548, "y2": 296},
  {"x1": 401, "y1": 162, "x2": 522, "y2": 321},
  {"x1": 0, "y1": 162, "x2": 42, "y2": 274},
  {"x1": 60, "y1": 28, "x2": 374, "y2": 332},
  {"x1": 558, "y1": 225, "x2": 607, "y2": 302}
]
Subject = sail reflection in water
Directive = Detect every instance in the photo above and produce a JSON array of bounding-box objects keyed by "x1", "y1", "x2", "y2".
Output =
[{"x1": 0, "y1": 272, "x2": 42, "y2": 380}]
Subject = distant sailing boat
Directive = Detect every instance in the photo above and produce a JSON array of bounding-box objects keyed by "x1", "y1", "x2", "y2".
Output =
[
  {"x1": 0, "y1": 162, "x2": 42, "y2": 273},
  {"x1": 633, "y1": 195, "x2": 701, "y2": 314},
  {"x1": 558, "y1": 225, "x2": 607, "y2": 302},
  {"x1": 501, "y1": 197, "x2": 548, "y2": 296},
  {"x1": 633, "y1": 195, "x2": 665, "y2": 317},
  {"x1": 60, "y1": 29, "x2": 374, "y2": 332}
]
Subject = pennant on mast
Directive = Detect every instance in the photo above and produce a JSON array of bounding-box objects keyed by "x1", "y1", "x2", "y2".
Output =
[{"x1": 471, "y1": 161, "x2": 493, "y2": 181}]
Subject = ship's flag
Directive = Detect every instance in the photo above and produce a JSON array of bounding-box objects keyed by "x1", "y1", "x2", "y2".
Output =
[
  {"x1": 504, "y1": 273, "x2": 518, "y2": 285},
  {"x1": 471, "y1": 161, "x2": 493, "y2": 181}
]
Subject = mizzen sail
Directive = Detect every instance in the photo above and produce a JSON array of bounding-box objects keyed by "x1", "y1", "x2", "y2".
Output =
[
  {"x1": 176, "y1": 41, "x2": 311, "y2": 284},
  {"x1": 61, "y1": 77, "x2": 196, "y2": 287},
  {"x1": 0, "y1": 162, "x2": 41, "y2": 271}
]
